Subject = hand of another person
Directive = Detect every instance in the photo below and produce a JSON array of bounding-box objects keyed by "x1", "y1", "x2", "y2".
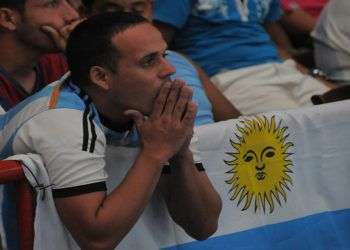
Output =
[
  {"x1": 125, "y1": 80, "x2": 197, "y2": 164},
  {"x1": 41, "y1": 19, "x2": 83, "y2": 51}
]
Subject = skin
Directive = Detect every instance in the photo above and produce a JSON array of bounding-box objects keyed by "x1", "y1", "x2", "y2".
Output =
[
  {"x1": 281, "y1": 9, "x2": 316, "y2": 34},
  {"x1": 92, "y1": 0, "x2": 241, "y2": 120},
  {"x1": 0, "y1": 0, "x2": 81, "y2": 93},
  {"x1": 55, "y1": 23, "x2": 222, "y2": 249}
]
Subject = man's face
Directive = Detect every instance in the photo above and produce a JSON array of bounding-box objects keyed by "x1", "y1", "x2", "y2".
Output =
[
  {"x1": 15, "y1": 0, "x2": 79, "y2": 52},
  {"x1": 107, "y1": 22, "x2": 175, "y2": 115},
  {"x1": 93, "y1": 0, "x2": 153, "y2": 21}
]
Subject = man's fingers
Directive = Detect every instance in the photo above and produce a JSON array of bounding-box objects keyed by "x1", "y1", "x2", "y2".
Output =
[
  {"x1": 173, "y1": 86, "x2": 193, "y2": 120},
  {"x1": 41, "y1": 20, "x2": 83, "y2": 51},
  {"x1": 124, "y1": 110, "x2": 145, "y2": 128},
  {"x1": 41, "y1": 26, "x2": 65, "y2": 51},
  {"x1": 182, "y1": 101, "x2": 197, "y2": 126},
  {"x1": 163, "y1": 80, "x2": 184, "y2": 115},
  {"x1": 61, "y1": 19, "x2": 83, "y2": 39},
  {"x1": 151, "y1": 81, "x2": 172, "y2": 118}
]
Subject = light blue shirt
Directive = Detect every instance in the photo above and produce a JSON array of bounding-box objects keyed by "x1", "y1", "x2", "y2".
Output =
[{"x1": 154, "y1": 0, "x2": 282, "y2": 76}]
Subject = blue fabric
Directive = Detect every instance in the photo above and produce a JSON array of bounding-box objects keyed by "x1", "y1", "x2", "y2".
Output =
[
  {"x1": 163, "y1": 208, "x2": 350, "y2": 250},
  {"x1": 154, "y1": 0, "x2": 282, "y2": 76},
  {"x1": 167, "y1": 51, "x2": 214, "y2": 126}
]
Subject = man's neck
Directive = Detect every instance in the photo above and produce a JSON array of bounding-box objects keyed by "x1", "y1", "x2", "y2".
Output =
[
  {"x1": 0, "y1": 35, "x2": 42, "y2": 93},
  {"x1": 100, "y1": 113, "x2": 134, "y2": 133},
  {"x1": 87, "y1": 88, "x2": 134, "y2": 133}
]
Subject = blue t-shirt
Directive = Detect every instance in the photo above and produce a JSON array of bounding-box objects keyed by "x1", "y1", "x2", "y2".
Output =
[
  {"x1": 167, "y1": 50, "x2": 214, "y2": 126},
  {"x1": 154, "y1": 0, "x2": 282, "y2": 76}
]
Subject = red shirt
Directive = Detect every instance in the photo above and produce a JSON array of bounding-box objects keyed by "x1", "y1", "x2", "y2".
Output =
[
  {"x1": 0, "y1": 53, "x2": 68, "y2": 111},
  {"x1": 281, "y1": 0, "x2": 329, "y2": 18}
]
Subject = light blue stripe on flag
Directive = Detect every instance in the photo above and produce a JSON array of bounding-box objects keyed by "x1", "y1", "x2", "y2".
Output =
[{"x1": 163, "y1": 209, "x2": 350, "y2": 250}]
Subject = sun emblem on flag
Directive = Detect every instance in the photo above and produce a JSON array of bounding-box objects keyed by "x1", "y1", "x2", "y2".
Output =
[{"x1": 224, "y1": 116, "x2": 294, "y2": 213}]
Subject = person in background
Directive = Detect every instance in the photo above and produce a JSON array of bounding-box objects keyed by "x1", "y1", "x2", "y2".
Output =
[
  {"x1": 0, "y1": 0, "x2": 81, "y2": 248},
  {"x1": 88, "y1": 0, "x2": 241, "y2": 125},
  {"x1": 0, "y1": 12, "x2": 222, "y2": 249},
  {"x1": 312, "y1": 0, "x2": 350, "y2": 85},
  {"x1": 279, "y1": 0, "x2": 329, "y2": 67},
  {"x1": 281, "y1": 0, "x2": 328, "y2": 34},
  {"x1": 0, "y1": 0, "x2": 81, "y2": 111},
  {"x1": 153, "y1": 0, "x2": 332, "y2": 115}
]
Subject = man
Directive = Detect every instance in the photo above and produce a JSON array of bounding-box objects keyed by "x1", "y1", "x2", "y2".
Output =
[
  {"x1": 153, "y1": 0, "x2": 331, "y2": 115},
  {"x1": 0, "y1": 0, "x2": 81, "y2": 111},
  {"x1": 0, "y1": 1, "x2": 81, "y2": 248},
  {"x1": 0, "y1": 12, "x2": 221, "y2": 249},
  {"x1": 89, "y1": 0, "x2": 241, "y2": 125},
  {"x1": 312, "y1": 0, "x2": 350, "y2": 85}
]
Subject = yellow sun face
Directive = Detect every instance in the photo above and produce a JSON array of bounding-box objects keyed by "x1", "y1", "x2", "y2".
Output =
[{"x1": 224, "y1": 116, "x2": 294, "y2": 213}]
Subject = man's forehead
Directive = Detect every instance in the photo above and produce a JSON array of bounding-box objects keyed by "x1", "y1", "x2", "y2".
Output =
[
  {"x1": 26, "y1": 0, "x2": 79, "y2": 5},
  {"x1": 102, "y1": 0, "x2": 149, "y2": 6},
  {"x1": 112, "y1": 23, "x2": 166, "y2": 56}
]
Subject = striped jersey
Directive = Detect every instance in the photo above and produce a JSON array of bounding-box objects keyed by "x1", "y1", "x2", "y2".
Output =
[{"x1": 0, "y1": 73, "x2": 108, "y2": 197}]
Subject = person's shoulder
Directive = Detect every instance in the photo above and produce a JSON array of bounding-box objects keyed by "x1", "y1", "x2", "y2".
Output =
[
  {"x1": 2, "y1": 76, "x2": 83, "y2": 126},
  {"x1": 167, "y1": 51, "x2": 193, "y2": 68}
]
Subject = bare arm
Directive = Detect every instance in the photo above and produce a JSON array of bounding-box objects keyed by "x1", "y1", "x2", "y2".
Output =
[
  {"x1": 195, "y1": 64, "x2": 241, "y2": 121},
  {"x1": 159, "y1": 148, "x2": 222, "y2": 241},
  {"x1": 281, "y1": 9, "x2": 316, "y2": 34},
  {"x1": 55, "y1": 81, "x2": 198, "y2": 249},
  {"x1": 264, "y1": 21, "x2": 310, "y2": 74},
  {"x1": 264, "y1": 21, "x2": 297, "y2": 60}
]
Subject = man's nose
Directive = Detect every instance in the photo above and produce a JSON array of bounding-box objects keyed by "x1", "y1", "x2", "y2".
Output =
[{"x1": 158, "y1": 57, "x2": 176, "y2": 79}]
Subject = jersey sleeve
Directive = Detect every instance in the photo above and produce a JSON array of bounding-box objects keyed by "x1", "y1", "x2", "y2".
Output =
[
  {"x1": 265, "y1": 0, "x2": 283, "y2": 22},
  {"x1": 189, "y1": 132, "x2": 205, "y2": 171},
  {"x1": 153, "y1": 0, "x2": 193, "y2": 29},
  {"x1": 13, "y1": 108, "x2": 108, "y2": 197}
]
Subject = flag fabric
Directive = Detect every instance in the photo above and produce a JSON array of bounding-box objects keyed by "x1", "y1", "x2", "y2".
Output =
[
  {"x1": 162, "y1": 100, "x2": 350, "y2": 250},
  {"x1": 105, "y1": 99, "x2": 350, "y2": 249}
]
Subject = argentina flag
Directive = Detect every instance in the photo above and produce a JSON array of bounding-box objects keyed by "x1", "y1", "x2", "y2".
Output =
[{"x1": 161, "y1": 100, "x2": 350, "y2": 250}]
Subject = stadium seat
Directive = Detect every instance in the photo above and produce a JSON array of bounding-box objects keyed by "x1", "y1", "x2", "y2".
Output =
[{"x1": 0, "y1": 160, "x2": 34, "y2": 250}]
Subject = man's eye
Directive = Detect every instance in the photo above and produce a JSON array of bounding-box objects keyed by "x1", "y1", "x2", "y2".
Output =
[
  {"x1": 43, "y1": 0, "x2": 60, "y2": 7},
  {"x1": 105, "y1": 6, "x2": 124, "y2": 13},
  {"x1": 143, "y1": 58, "x2": 155, "y2": 67},
  {"x1": 163, "y1": 52, "x2": 169, "y2": 58},
  {"x1": 142, "y1": 58, "x2": 156, "y2": 67}
]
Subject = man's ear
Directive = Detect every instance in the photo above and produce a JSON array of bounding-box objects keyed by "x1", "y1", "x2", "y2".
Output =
[
  {"x1": 0, "y1": 8, "x2": 20, "y2": 31},
  {"x1": 89, "y1": 66, "x2": 112, "y2": 90}
]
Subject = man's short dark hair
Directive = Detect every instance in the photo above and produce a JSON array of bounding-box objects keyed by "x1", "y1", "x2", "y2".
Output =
[
  {"x1": 66, "y1": 11, "x2": 148, "y2": 87},
  {"x1": 0, "y1": 0, "x2": 25, "y2": 10}
]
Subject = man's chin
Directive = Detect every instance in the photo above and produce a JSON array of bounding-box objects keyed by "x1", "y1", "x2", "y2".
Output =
[{"x1": 30, "y1": 41, "x2": 60, "y2": 55}]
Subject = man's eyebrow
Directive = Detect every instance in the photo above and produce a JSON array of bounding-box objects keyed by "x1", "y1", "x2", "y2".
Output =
[
  {"x1": 99, "y1": 2, "x2": 124, "y2": 11},
  {"x1": 139, "y1": 52, "x2": 158, "y2": 62}
]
